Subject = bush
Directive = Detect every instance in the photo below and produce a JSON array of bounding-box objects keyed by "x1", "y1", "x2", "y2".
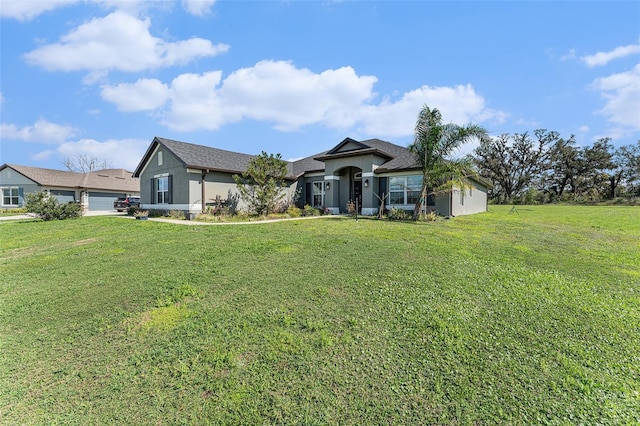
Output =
[
  {"x1": 24, "y1": 191, "x2": 82, "y2": 221},
  {"x1": 168, "y1": 210, "x2": 185, "y2": 220},
  {"x1": 287, "y1": 205, "x2": 302, "y2": 217},
  {"x1": 419, "y1": 210, "x2": 439, "y2": 222},
  {"x1": 387, "y1": 207, "x2": 409, "y2": 221},
  {"x1": 1, "y1": 207, "x2": 28, "y2": 214},
  {"x1": 302, "y1": 205, "x2": 321, "y2": 217}
]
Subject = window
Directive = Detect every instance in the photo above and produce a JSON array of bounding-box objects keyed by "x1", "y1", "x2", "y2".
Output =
[
  {"x1": 157, "y1": 176, "x2": 169, "y2": 203},
  {"x1": 152, "y1": 175, "x2": 172, "y2": 204},
  {"x1": 2, "y1": 187, "x2": 19, "y2": 206},
  {"x1": 312, "y1": 181, "x2": 325, "y2": 207},
  {"x1": 389, "y1": 175, "x2": 422, "y2": 205}
]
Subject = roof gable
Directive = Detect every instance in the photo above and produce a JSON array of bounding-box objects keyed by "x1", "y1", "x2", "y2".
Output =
[{"x1": 326, "y1": 137, "x2": 370, "y2": 155}]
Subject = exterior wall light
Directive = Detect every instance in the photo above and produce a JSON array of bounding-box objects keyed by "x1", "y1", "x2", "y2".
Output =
[
  {"x1": 364, "y1": 178, "x2": 369, "y2": 187},
  {"x1": 325, "y1": 182, "x2": 330, "y2": 190}
]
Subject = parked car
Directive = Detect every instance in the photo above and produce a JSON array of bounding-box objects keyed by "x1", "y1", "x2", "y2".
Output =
[{"x1": 114, "y1": 196, "x2": 140, "y2": 212}]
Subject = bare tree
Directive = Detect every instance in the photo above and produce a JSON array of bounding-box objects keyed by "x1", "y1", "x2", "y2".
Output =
[{"x1": 62, "y1": 154, "x2": 112, "y2": 172}]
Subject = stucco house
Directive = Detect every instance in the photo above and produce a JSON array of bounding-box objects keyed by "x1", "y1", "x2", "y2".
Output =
[
  {"x1": 0, "y1": 164, "x2": 140, "y2": 211},
  {"x1": 133, "y1": 136, "x2": 489, "y2": 217}
]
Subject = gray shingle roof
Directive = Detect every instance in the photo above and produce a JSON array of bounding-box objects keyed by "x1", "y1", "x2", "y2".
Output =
[
  {"x1": 153, "y1": 137, "x2": 256, "y2": 174},
  {"x1": 2, "y1": 164, "x2": 140, "y2": 192},
  {"x1": 134, "y1": 136, "x2": 419, "y2": 179}
]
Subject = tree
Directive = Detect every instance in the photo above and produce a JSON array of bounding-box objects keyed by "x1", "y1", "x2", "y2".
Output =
[
  {"x1": 409, "y1": 105, "x2": 488, "y2": 220},
  {"x1": 473, "y1": 130, "x2": 559, "y2": 203},
  {"x1": 233, "y1": 151, "x2": 289, "y2": 215},
  {"x1": 612, "y1": 141, "x2": 640, "y2": 197},
  {"x1": 62, "y1": 154, "x2": 112, "y2": 172},
  {"x1": 545, "y1": 135, "x2": 582, "y2": 198},
  {"x1": 25, "y1": 191, "x2": 82, "y2": 221}
]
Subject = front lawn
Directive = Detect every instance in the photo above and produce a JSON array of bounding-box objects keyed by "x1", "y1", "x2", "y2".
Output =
[{"x1": 1, "y1": 205, "x2": 638, "y2": 424}]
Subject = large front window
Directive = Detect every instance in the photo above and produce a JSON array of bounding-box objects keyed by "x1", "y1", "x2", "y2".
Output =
[
  {"x1": 389, "y1": 175, "x2": 422, "y2": 205},
  {"x1": 157, "y1": 176, "x2": 169, "y2": 204},
  {"x1": 312, "y1": 181, "x2": 325, "y2": 207},
  {"x1": 2, "y1": 187, "x2": 19, "y2": 206}
]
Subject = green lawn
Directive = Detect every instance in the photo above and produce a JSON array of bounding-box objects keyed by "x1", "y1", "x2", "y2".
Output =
[{"x1": 1, "y1": 205, "x2": 639, "y2": 424}]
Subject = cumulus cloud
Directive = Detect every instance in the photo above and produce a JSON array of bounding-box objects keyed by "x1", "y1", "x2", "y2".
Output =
[
  {"x1": 589, "y1": 64, "x2": 640, "y2": 133},
  {"x1": 0, "y1": 0, "x2": 79, "y2": 21},
  {"x1": 0, "y1": 119, "x2": 78, "y2": 143},
  {"x1": 182, "y1": 0, "x2": 216, "y2": 16},
  {"x1": 24, "y1": 11, "x2": 229, "y2": 73},
  {"x1": 55, "y1": 138, "x2": 150, "y2": 171},
  {"x1": 101, "y1": 79, "x2": 170, "y2": 112},
  {"x1": 99, "y1": 60, "x2": 505, "y2": 138},
  {"x1": 582, "y1": 42, "x2": 640, "y2": 67},
  {"x1": 355, "y1": 84, "x2": 505, "y2": 137}
]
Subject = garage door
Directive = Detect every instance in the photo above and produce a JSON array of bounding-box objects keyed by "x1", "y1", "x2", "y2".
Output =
[
  {"x1": 88, "y1": 192, "x2": 125, "y2": 211},
  {"x1": 51, "y1": 190, "x2": 76, "y2": 204}
]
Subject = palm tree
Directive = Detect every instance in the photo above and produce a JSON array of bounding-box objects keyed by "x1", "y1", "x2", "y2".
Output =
[{"x1": 409, "y1": 105, "x2": 488, "y2": 220}]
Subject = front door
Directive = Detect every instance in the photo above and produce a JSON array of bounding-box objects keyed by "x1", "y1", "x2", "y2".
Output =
[{"x1": 353, "y1": 180, "x2": 362, "y2": 212}]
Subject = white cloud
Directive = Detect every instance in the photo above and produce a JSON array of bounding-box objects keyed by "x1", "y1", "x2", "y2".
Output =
[
  {"x1": 589, "y1": 64, "x2": 640, "y2": 132},
  {"x1": 182, "y1": 0, "x2": 216, "y2": 16},
  {"x1": 24, "y1": 11, "x2": 229, "y2": 73},
  {"x1": 99, "y1": 60, "x2": 505, "y2": 137},
  {"x1": 218, "y1": 61, "x2": 377, "y2": 131},
  {"x1": 0, "y1": 0, "x2": 79, "y2": 21},
  {"x1": 55, "y1": 138, "x2": 150, "y2": 171},
  {"x1": 355, "y1": 84, "x2": 505, "y2": 137},
  {"x1": 101, "y1": 79, "x2": 170, "y2": 112},
  {"x1": 582, "y1": 42, "x2": 640, "y2": 67},
  {"x1": 160, "y1": 61, "x2": 378, "y2": 131},
  {"x1": 0, "y1": 119, "x2": 78, "y2": 143}
]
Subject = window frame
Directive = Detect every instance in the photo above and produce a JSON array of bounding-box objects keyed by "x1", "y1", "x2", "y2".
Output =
[
  {"x1": 157, "y1": 176, "x2": 169, "y2": 204},
  {"x1": 2, "y1": 187, "x2": 20, "y2": 206},
  {"x1": 312, "y1": 181, "x2": 325, "y2": 208},
  {"x1": 387, "y1": 175, "x2": 423, "y2": 207}
]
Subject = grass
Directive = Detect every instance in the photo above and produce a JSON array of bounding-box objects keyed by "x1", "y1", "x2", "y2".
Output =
[{"x1": 1, "y1": 205, "x2": 639, "y2": 424}]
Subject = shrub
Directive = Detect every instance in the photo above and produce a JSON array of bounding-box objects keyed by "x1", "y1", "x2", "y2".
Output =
[
  {"x1": 127, "y1": 205, "x2": 140, "y2": 216},
  {"x1": 168, "y1": 210, "x2": 185, "y2": 220},
  {"x1": 302, "y1": 205, "x2": 320, "y2": 217},
  {"x1": 387, "y1": 207, "x2": 409, "y2": 221},
  {"x1": 24, "y1": 191, "x2": 82, "y2": 221},
  {"x1": 287, "y1": 205, "x2": 302, "y2": 217},
  {"x1": 1, "y1": 207, "x2": 28, "y2": 214},
  {"x1": 420, "y1": 210, "x2": 439, "y2": 222}
]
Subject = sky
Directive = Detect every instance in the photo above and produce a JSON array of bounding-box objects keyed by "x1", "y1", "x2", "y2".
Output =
[{"x1": 1, "y1": 0, "x2": 639, "y2": 172}]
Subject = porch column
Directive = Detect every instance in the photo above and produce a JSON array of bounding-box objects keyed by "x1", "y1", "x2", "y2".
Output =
[
  {"x1": 324, "y1": 175, "x2": 340, "y2": 214},
  {"x1": 361, "y1": 172, "x2": 377, "y2": 215}
]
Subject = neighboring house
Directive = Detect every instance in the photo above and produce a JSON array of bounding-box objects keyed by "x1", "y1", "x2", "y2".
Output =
[
  {"x1": 133, "y1": 136, "x2": 490, "y2": 217},
  {"x1": 0, "y1": 164, "x2": 140, "y2": 211}
]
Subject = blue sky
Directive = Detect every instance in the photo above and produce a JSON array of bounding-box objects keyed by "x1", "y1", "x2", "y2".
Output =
[{"x1": 1, "y1": 0, "x2": 639, "y2": 172}]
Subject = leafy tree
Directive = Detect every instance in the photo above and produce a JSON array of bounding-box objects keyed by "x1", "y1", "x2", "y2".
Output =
[
  {"x1": 409, "y1": 105, "x2": 488, "y2": 220},
  {"x1": 578, "y1": 138, "x2": 616, "y2": 199},
  {"x1": 25, "y1": 191, "x2": 82, "y2": 221},
  {"x1": 612, "y1": 141, "x2": 640, "y2": 196},
  {"x1": 233, "y1": 151, "x2": 289, "y2": 215},
  {"x1": 473, "y1": 130, "x2": 559, "y2": 202}
]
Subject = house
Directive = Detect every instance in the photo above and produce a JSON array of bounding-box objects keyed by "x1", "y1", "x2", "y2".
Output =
[
  {"x1": 0, "y1": 164, "x2": 140, "y2": 211},
  {"x1": 133, "y1": 136, "x2": 490, "y2": 217}
]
